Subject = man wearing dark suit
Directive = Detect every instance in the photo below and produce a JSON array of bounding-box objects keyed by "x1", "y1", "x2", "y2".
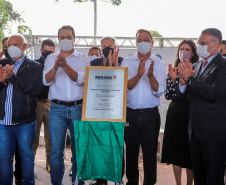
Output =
[{"x1": 178, "y1": 28, "x2": 226, "y2": 185}]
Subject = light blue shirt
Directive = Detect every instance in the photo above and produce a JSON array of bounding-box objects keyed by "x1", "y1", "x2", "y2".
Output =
[{"x1": 0, "y1": 55, "x2": 25, "y2": 125}]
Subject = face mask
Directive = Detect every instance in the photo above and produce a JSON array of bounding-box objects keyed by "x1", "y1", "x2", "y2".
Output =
[
  {"x1": 60, "y1": 39, "x2": 73, "y2": 52},
  {"x1": 179, "y1": 50, "x2": 193, "y2": 61},
  {"x1": 8, "y1": 45, "x2": 23, "y2": 59},
  {"x1": 196, "y1": 44, "x2": 214, "y2": 59},
  {"x1": 3, "y1": 49, "x2": 10, "y2": 58},
  {"x1": 42, "y1": 51, "x2": 52, "y2": 60},
  {"x1": 88, "y1": 55, "x2": 98, "y2": 61},
  {"x1": 137, "y1": 42, "x2": 151, "y2": 55},
  {"x1": 102, "y1": 47, "x2": 114, "y2": 57}
]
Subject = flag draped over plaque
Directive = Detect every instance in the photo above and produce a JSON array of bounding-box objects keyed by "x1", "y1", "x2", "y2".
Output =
[{"x1": 74, "y1": 121, "x2": 124, "y2": 182}]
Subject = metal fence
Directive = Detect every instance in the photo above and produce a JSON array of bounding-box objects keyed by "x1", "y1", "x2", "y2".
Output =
[{"x1": 24, "y1": 35, "x2": 198, "y2": 59}]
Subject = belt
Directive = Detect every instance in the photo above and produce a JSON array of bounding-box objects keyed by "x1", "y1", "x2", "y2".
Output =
[
  {"x1": 37, "y1": 99, "x2": 50, "y2": 103},
  {"x1": 127, "y1": 106, "x2": 157, "y2": 113},
  {"x1": 52, "y1": 99, "x2": 83, "y2": 106}
]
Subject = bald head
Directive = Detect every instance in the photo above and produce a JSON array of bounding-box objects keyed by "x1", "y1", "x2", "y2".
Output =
[{"x1": 8, "y1": 34, "x2": 26, "y2": 46}]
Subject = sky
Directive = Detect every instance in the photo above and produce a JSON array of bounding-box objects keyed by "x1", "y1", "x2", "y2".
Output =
[{"x1": 7, "y1": 0, "x2": 226, "y2": 39}]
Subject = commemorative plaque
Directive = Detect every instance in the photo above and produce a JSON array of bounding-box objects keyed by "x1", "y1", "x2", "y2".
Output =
[{"x1": 82, "y1": 66, "x2": 128, "y2": 122}]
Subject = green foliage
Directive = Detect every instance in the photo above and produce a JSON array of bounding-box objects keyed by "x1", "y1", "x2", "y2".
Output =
[
  {"x1": 0, "y1": 0, "x2": 24, "y2": 30},
  {"x1": 54, "y1": 0, "x2": 121, "y2": 6},
  {"x1": 18, "y1": 25, "x2": 32, "y2": 35},
  {"x1": 149, "y1": 30, "x2": 163, "y2": 37},
  {"x1": 0, "y1": 0, "x2": 32, "y2": 46}
]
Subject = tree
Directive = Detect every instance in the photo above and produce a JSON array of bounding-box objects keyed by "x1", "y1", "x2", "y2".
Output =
[
  {"x1": 0, "y1": 0, "x2": 24, "y2": 40},
  {"x1": 18, "y1": 25, "x2": 32, "y2": 35},
  {"x1": 0, "y1": 0, "x2": 32, "y2": 47},
  {"x1": 149, "y1": 30, "x2": 163, "y2": 37},
  {"x1": 53, "y1": 0, "x2": 122, "y2": 36}
]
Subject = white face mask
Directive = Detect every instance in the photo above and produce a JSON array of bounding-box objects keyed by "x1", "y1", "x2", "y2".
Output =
[
  {"x1": 137, "y1": 42, "x2": 151, "y2": 55},
  {"x1": 88, "y1": 55, "x2": 98, "y2": 61},
  {"x1": 8, "y1": 45, "x2": 23, "y2": 59},
  {"x1": 196, "y1": 43, "x2": 215, "y2": 59},
  {"x1": 60, "y1": 39, "x2": 74, "y2": 52}
]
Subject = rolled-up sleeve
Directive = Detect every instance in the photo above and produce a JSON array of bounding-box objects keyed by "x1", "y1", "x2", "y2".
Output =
[{"x1": 74, "y1": 56, "x2": 90, "y2": 86}]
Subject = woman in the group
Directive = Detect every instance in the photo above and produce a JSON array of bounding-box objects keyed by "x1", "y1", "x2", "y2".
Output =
[{"x1": 161, "y1": 39, "x2": 199, "y2": 185}]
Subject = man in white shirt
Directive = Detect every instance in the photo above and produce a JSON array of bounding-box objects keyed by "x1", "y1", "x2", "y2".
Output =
[
  {"x1": 43, "y1": 25, "x2": 90, "y2": 185},
  {"x1": 121, "y1": 29, "x2": 166, "y2": 185}
]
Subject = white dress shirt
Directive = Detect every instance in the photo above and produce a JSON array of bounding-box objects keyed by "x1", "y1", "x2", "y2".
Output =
[
  {"x1": 121, "y1": 53, "x2": 166, "y2": 109},
  {"x1": 43, "y1": 49, "x2": 90, "y2": 101}
]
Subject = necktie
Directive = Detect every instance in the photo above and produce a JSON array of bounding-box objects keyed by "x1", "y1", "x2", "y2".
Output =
[{"x1": 202, "y1": 60, "x2": 208, "y2": 69}]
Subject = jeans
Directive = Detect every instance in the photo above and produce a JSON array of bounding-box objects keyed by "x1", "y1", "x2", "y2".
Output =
[
  {"x1": 0, "y1": 122, "x2": 36, "y2": 185},
  {"x1": 49, "y1": 102, "x2": 85, "y2": 185}
]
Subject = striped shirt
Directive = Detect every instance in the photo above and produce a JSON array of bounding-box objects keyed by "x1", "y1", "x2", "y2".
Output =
[{"x1": 0, "y1": 55, "x2": 25, "y2": 125}]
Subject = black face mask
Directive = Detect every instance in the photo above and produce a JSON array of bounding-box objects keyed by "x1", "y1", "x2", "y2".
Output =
[
  {"x1": 42, "y1": 51, "x2": 53, "y2": 60},
  {"x1": 102, "y1": 47, "x2": 114, "y2": 58},
  {"x1": 3, "y1": 49, "x2": 10, "y2": 58}
]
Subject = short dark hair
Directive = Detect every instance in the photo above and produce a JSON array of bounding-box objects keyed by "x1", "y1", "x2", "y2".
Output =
[
  {"x1": 136, "y1": 29, "x2": 153, "y2": 41},
  {"x1": 2, "y1": 37, "x2": 9, "y2": 46},
  {"x1": 58, "y1": 25, "x2": 75, "y2": 38},
  {"x1": 174, "y1": 39, "x2": 199, "y2": 68},
  {"x1": 88, "y1": 46, "x2": 101, "y2": 56},
  {"x1": 201, "y1": 28, "x2": 222, "y2": 44},
  {"x1": 222, "y1": 40, "x2": 226, "y2": 48},
  {"x1": 41, "y1": 39, "x2": 55, "y2": 49}
]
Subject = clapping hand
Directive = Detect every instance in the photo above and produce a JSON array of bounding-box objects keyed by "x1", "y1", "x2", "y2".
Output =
[
  {"x1": 178, "y1": 62, "x2": 195, "y2": 81},
  {"x1": 147, "y1": 60, "x2": 155, "y2": 78},
  {"x1": 0, "y1": 65, "x2": 7, "y2": 82},
  {"x1": 108, "y1": 46, "x2": 119, "y2": 66},
  {"x1": 138, "y1": 58, "x2": 145, "y2": 78},
  {"x1": 4, "y1": 64, "x2": 15, "y2": 79},
  {"x1": 168, "y1": 64, "x2": 177, "y2": 82},
  {"x1": 56, "y1": 52, "x2": 67, "y2": 69}
]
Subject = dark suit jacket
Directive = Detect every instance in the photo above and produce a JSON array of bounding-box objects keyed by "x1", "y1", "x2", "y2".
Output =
[
  {"x1": 186, "y1": 53, "x2": 226, "y2": 141},
  {"x1": 0, "y1": 56, "x2": 43, "y2": 123}
]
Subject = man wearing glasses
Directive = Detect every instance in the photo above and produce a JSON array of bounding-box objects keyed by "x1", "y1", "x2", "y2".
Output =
[
  {"x1": 33, "y1": 39, "x2": 55, "y2": 173},
  {"x1": 178, "y1": 28, "x2": 226, "y2": 185}
]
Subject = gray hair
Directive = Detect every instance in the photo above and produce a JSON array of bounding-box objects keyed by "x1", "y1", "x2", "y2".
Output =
[{"x1": 101, "y1": 36, "x2": 116, "y2": 46}]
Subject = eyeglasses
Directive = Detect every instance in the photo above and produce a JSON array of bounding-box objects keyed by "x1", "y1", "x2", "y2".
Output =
[{"x1": 196, "y1": 40, "x2": 216, "y2": 46}]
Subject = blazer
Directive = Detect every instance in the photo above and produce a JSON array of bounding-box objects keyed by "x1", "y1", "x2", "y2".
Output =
[
  {"x1": 185, "y1": 53, "x2": 226, "y2": 141},
  {"x1": 0, "y1": 56, "x2": 43, "y2": 124}
]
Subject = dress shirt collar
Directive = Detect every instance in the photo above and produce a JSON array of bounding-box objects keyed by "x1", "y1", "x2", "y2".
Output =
[
  {"x1": 134, "y1": 53, "x2": 153, "y2": 61},
  {"x1": 57, "y1": 49, "x2": 79, "y2": 57},
  {"x1": 203, "y1": 52, "x2": 219, "y2": 69},
  {"x1": 13, "y1": 55, "x2": 26, "y2": 66}
]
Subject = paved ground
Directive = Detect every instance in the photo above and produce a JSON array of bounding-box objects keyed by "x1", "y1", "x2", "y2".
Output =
[{"x1": 26, "y1": 142, "x2": 189, "y2": 185}]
